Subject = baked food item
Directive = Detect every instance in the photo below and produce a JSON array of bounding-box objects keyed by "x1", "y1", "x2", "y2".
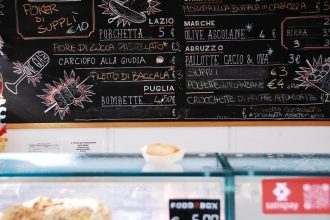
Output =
[
  {"x1": 142, "y1": 143, "x2": 185, "y2": 164},
  {"x1": 0, "y1": 197, "x2": 111, "y2": 220},
  {"x1": 145, "y1": 143, "x2": 180, "y2": 156}
]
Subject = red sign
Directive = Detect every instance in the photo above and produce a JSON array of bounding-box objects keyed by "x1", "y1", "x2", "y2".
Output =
[{"x1": 262, "y1": 178, "x2": 330, "y2": 214}]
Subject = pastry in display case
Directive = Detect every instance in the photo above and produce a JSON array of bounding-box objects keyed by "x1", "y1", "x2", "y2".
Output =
[
  {"x1": 0, "y1": 197, "x2": 112, "y2": 220},
  {"x1": 142, "y1": 143, "x2": 185, "y2": 164}
]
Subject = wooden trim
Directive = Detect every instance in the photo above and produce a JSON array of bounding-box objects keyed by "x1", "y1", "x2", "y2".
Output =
[{"x1": 7, "y1": 121, "x2": 330, "y2": 129}]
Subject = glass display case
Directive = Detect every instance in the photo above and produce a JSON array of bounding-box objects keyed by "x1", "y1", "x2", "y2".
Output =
[
  {"x1": 224, "y1": 154, "x2": 330, "y2": 220},
  {"x1": 0, "y1": 153, "x2": 226, "y2": 220},
  {"x1": 0, "y1": 153, "x2": 329, "y2": 220}
]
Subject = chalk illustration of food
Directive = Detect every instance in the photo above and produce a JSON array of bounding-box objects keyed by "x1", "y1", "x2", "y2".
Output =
[
  {"x1": 295, "y1": 56, "x2": 330, "y2": 94},
  {"x1": 307, "y1": 62, "x2": 330, "y2": 94},
  {"x1": 99, "y1": 0, "x2": 161, "y2": 26},
  {"x1": 38, "y1": 70, "x2": 94, "y2": 120},
  {"x1": 307, "y1": 63, "x2": 330, "y2": 82}
]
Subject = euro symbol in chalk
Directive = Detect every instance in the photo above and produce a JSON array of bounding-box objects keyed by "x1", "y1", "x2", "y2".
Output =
[{"x1": 5, "y1": 51, "x2": 50, "y2": 95}]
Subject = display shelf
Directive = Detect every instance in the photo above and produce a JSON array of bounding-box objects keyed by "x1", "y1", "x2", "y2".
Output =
[
  {"x1": 223, "y1": 153, "x2": 330, "y2": 176},
  {"x1": 0, "y1": 153, "x2": 225, "y2": 177}
]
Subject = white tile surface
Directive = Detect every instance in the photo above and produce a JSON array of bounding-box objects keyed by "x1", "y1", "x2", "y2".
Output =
[
  {"x1": 105, "y1": 128, "x2": 115, "y2": 152},
  {"x1": 109, "y1": 127, "x2": 229, "y2": 153},
  {"x1": 6, "y1": 128, "x2": 107, "y2": 153},
  {"x1": 230, "y1": 126, "x2": 330, "y2": 153},
  {"x1": 4, "y1": 126, "x2": 330, "y2": 153}
]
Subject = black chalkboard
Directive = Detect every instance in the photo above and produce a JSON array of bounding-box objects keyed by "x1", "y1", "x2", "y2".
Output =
[{"x1": 0, "y1": 0, "x2": 329, "y2": 123}]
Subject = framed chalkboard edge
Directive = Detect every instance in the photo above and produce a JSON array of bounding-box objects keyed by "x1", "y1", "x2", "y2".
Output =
[{"x1": 7, "y1": 121, "x2": 330, "y2": 129}]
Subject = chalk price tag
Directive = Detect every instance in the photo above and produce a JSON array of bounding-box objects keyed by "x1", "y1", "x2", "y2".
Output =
[{"x1": 169, "y1": 199, "x2": 220, "y2": 220}]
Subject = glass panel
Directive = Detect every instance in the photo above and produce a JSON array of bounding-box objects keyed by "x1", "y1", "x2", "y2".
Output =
[
  {"x1": 0, "y1": 177, "x2": 225, "y2": 220},
  {"x1": 235, "y1": 176, "x2": 329, "y2": 220},
  {"x1": 225, "y1": 153, "x2": 330, "y2": 176},
  {"x1": 0, "y1": 153, "x2": 224, "y2": 177}
]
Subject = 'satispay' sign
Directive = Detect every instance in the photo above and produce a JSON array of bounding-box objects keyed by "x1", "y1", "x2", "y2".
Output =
[{"x1": 262, "y1": 178, "x2": 330, "y2": 214}]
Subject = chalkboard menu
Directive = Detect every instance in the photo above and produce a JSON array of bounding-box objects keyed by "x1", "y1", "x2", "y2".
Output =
[{"x1": 0, "y1": 0, "x2": 329, "y2": 123}]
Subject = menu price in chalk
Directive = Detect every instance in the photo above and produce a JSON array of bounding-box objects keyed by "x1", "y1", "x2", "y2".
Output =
[
  {"x1": 169, "y1": 199, "x2": 220, "y2": 220},
  {"x1": 281, "y1": 15, "x2": 330, "y2": 49}
]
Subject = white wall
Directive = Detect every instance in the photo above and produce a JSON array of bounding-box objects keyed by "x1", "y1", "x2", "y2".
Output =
[{"x1": 5, "y1": 126, "x2": 330, "y2": 153}]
